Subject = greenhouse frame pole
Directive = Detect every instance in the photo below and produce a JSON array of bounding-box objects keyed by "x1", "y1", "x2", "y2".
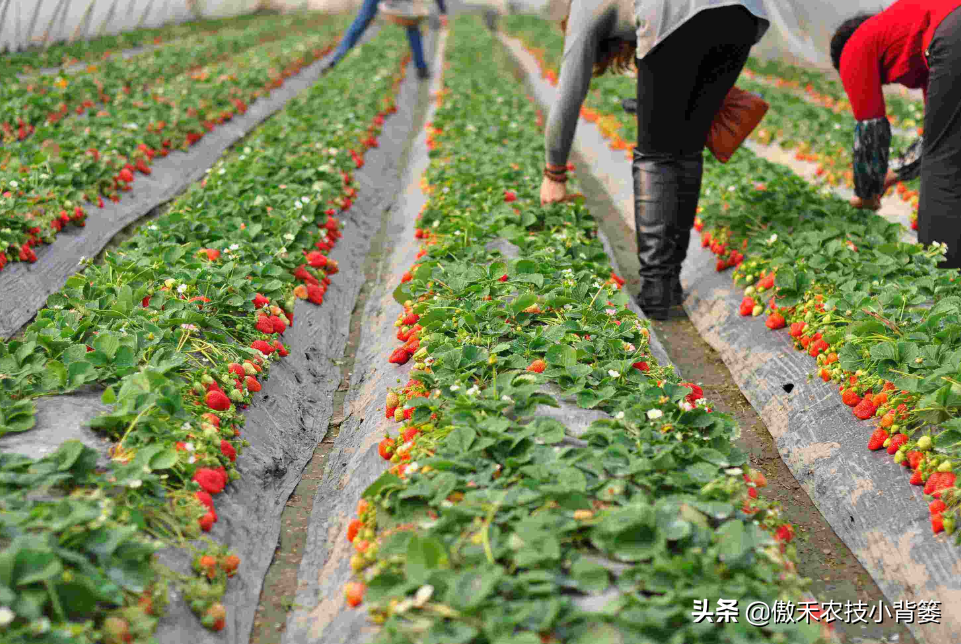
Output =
[
  {"x1": 0, "y1": 0, "x2": 12, "y2": 53},
  {"x1": 42, "y1": 0, "x2": 71, "y2": 49},
  {"x1": 136, "y1": 0, "x2": 157, "y2": 29},
  {"x1": 27, "y1": 0, "x2": 49, "y2": 47},
  {"x1": 98, "y1": 0, "x2": 122, "y2": 37},
  {"x1": 72, "y1": 0, "x2": 100, "y2": 42}
]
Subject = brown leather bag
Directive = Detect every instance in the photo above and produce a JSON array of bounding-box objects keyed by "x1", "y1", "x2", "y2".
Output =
[{"x1": 706, "y1": 86, "x2": 769, "y2": 163}]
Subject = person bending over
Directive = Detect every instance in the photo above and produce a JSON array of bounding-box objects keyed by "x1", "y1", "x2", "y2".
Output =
[
  {"x1": 541, "y1": 0, "x2": 769, "y2": 320},
  {"x1": 831, "y1": 1, "x2": 961, "y2": 269}
]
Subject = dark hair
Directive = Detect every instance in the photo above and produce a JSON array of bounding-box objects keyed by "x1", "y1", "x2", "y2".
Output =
[
  {"x1": 559, "y1": 15, "x2": 635, "y2": 77},
  {"x1": 830, "y1": 13, "x2": 875, "y2": 71}
]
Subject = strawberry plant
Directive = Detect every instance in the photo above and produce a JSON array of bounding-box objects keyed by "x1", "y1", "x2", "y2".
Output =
[
  {"x1": 0, "y1": 25, "x2": 410, "y2": 642},
  {"x1": 340, "y1": 16, "x2": 829, "y2": 644},
  {"x1": 0, "y1": 16, "x2": 351, "y2": 273},
  {"x1": 505, "y1": 14, "x2": 961, "y2": 547}
]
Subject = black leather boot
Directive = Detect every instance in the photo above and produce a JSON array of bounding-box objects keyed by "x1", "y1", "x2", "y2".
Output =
[
  {"x1": 622, "y1": 98, "x2": 637, "y2": 114},
  {"x1": 633, "y1": 150, "x2": 703, "y2": 320}
]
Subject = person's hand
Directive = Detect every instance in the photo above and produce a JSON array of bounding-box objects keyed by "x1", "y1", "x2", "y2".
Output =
[
  {"x1": 540, "y1": 177, "x2": 567, "y2": 205},
  {"x1": 883, "y1": 169, "x2": 899, "y2": 193},
  {"x1": 850, "y1": 194, "x2": 882, "y2": 211},
  {"x1": 440, "y1": 15, "x2": 449, "y2": 28}
]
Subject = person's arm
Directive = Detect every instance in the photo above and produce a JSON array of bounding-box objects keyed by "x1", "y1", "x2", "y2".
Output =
[
  {"x1": 544, "y1": 3, "x2": 607, "y2": 169},
  {"x1": 839, "y1": 28, "x2": 889, "y2": 201}
]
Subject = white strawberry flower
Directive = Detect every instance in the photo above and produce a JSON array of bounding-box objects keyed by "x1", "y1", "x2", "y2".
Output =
[
  {"x1": 466, "y1": 385, "x2": 480, "y2": 396},
  {"x1": 615, "y1": 411, "x2": 625, "y2": 420},
  {"x1": 449, "y1": 384, "x2": 460, "y2": 391},
  {"x1": 768, "y1": 234, "x2": 778, "y2": 244},
  {"x1": 608, "y1": 370, "x2": 620, "y2": 378},
  {"x1": 623, "y1": 343, "x2": 636, "y2": 353},
  {"x1": 725, "y1": 467, "x2": 744, "y2": 476},
  {"x1": 177, "y1": 284, "x2": 187, "y2": 294},
  {"x1": 0, "y1": 606, "x2": 15, "y2": 626},
  {"x1": 413, "y1": 585, "x2": 434, "y2": 606},
  {"x1": 230, "y1": 244, "x2": 240, "y2": 250},
  {"x1": 679, "y1": 401, "x2": 694, "y2": 412},
  {"x1": 605, "y1": 308, "x2": 616, "y2": 316},
  {"x1": 647, "y1": 409, "x2": 663, "y2": 420}
]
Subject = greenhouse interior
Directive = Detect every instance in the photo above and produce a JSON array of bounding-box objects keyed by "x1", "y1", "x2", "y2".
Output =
[{"x1": 0, "y1": 1, "x2": 957, "y2": 643}]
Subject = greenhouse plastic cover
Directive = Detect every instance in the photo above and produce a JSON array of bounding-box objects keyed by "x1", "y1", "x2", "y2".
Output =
[{"x1": 506, "y1": 0, "x2": 899, "y2": 68}]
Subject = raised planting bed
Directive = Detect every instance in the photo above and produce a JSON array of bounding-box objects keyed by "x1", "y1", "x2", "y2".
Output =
[
  {"x1": 285, "y1": 15, "x2": 833, "y2": 644},
  {"x1": 0, "y1": 26, "x2": 417, "y2": 644},
  {"x1": 0, "y1": 17, "x2": 354, "y2": 339},
  {"x1": 0, "y1": 14, "x2": 349, "y2": 285},
  {"x1": 500, "y1": 18, "x2": 961, "y2": 644}
]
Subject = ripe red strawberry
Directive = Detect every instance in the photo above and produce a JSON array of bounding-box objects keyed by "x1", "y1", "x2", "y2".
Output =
[
  {"x1": 527, "y1": 359, "x2": 546, "y2": 373},
  {"x1": 504, "y1": 190, "x2": 517, "y2": 202},
  {"x1": 774, "y1": 524, "x2": 794, "y2": 543},
  {"x1": 202, "y1": 413, "x2": 221, "y2": 428},
  {"x1": 195, "y1": 491, "x2": 216, "y2": 514},
  {"x1": 305, "y1": 251, "x2": 328, "y2": 268},
  {"x1": 221, "y1": 554, "x2": 240, "y2": 577},
  {"x1": 220, "y1": 440, "x2": 237, "y2": 462},
  {"x1": 378, "y1": 437, "x2": 395, "y2": 460},
  {"x1": 739, "y1": 296, "x2": 755, "y2": 316},
  {"x1": 118, "y1": 168, "x2": 134, "y2": 183},
  {"x1": 269, "y1": 315, "x2": 286, "y2": 334},
  {"x1": 347, "y1": 519, "x2": 362, "y2": 542},
  {"x1": 273, "y1": 340, "x2": 289, "y2": 357},
  {"x1": 251, "y1": 340, "x2": 275, "y2": 355},
  {"x1": 388, "y1": 347, "x2": 411, "y2": 364},
  {"x1": 199, "y1": 512, "x2": 216, "y2": 532},
  {"x1": 498, "y1": 274, "x2": 509, "y2": 282},
  {"x1": 681, "y1": 382, "x2": 704, "y2": 405},
  {"x1": 205, "y1": 390, "x2": 231, "y2": 411},
  {"x1": 910, "y1": 467, "x2": 925, "y2": 485},
  {"x1": 18, "y1": 243, "x2": 37, "y2": 262},
  {"x1": 757, "y1": 273, "x2": 775, "y2": 289},
  {"x1": 766, "y1": 312, "x2": 786, "y2": 329},
  {"x1": 255, "y1": 316, "x2": 274, "y2": 334},
  {"x1": 345, "y1": 582, "x2": 365, "y2": 607},
  {"x1": 245, "y1": 376, "x2": 261, "y2": 393},
  {"x1": 253, "y1": 293, "x2": 270, "y2": 308},
  {"x1": 402, "y1": 426, "x2": 420, "y2": 442},
  {"x1": 841, "y1": 389, "x2": 861, "y2": 407},
  {"x1": 867, "y1": 428, "x2": 888, "y2": 451},
  {"x1": 853, "y1": 397, "x2": 876, "y2": 419},
  {"x1": 906, "y1": 451, "x2": 924, "y2": 470},
  {"x1": 228, "y1": 363, "x2": 245, "y2": 377},
  {"x1": 886, "y1": 433, "x2": 908, "y2": 455},
  {"x1": 402, "y1": 312, "x2": 420, "y2": 326},
  {"x1": 307, "y1": 284, "x2": 325, "y2": 305},
  {"x1": 386, "y1": 405, "x2": 397, "y2": 419},
  {"x1": 403, "y1": 408, "x2": 414, "y2": 420},
  {"x1": 194, "y1": 468, "x2": 226, "y2": 494},
  {"x1": 930, "y1": 499, "x2": 947, "y2": 515},
  {"x1": 632, "y1": 361, "x2": 650, "y2": 372},
  {"x1": 924, "y1": 471, "x2": 956, "y2": 498},
  {"x1": 931, "y1": 514, "x2": 945, "y2": 533}
]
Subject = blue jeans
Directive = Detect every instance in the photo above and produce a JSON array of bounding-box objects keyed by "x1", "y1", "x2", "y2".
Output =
[{"x1": 331, "y1": 0, "x2": 427, "y2": 70}]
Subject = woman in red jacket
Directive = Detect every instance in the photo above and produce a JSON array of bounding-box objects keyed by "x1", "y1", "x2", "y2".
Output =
[{"x1": 831, "y1": 1, "x2": 961, "y2": 268}]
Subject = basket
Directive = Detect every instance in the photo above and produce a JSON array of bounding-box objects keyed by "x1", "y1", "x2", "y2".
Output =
[{"x1": 379, "y1": 2, "x2": 428, "y2": 28}]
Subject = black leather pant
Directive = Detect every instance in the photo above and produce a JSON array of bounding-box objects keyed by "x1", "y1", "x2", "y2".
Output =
[{"x1": 632, "y1": 7, "x2": 757, "y2": 318}]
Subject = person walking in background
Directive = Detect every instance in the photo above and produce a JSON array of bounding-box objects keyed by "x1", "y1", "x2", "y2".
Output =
[
  {"x1": 541, "y1": 1, "x2": 769, "y2": 320},
  {"x1": 327, "y1": 0, "x2": 448, "y2": 79},
  {"x1": 830, "y1": 1, "x2": 961, "y2": 269}
]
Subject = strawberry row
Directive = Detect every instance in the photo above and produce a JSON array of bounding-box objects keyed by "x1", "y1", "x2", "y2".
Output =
[
  {"x1": 1, "y1": 11, "x2": 331, "y2": 141},
  {"x1": 506, "y1": 14, "x2": 961, "y2": 545},
  {"x1": 338, "y1": 16, "x2": 829, "y2": 644},
  {"x1": 0, "y1": 16, "x2": 349, "y2": 272},
  {"x1": 0, "y1": 27, "x2": 410, "y2": 644},
  {"x1": 0, "y1": 11, "x2": 270, "y2": 78}
]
